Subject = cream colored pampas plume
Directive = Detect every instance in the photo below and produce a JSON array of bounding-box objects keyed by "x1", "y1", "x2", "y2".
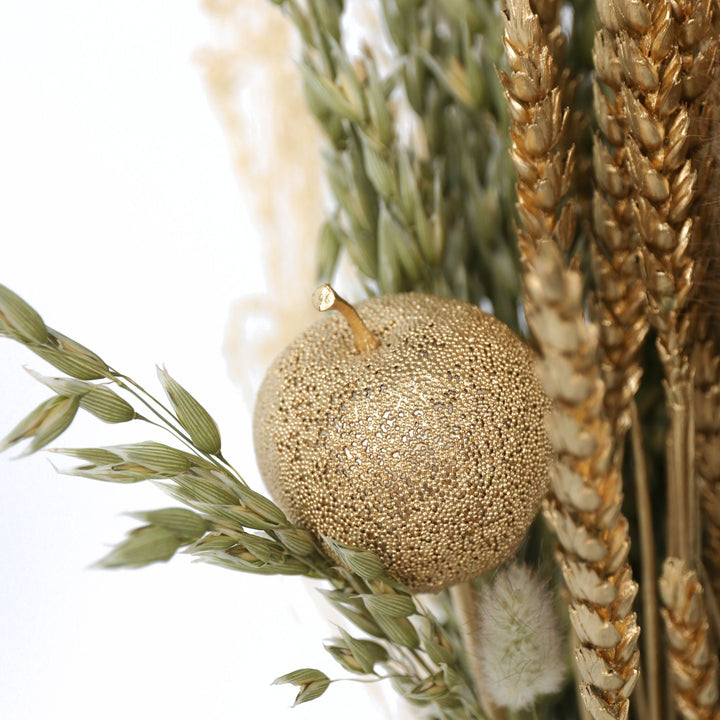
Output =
[
  {"x1": 475, "y1": 564, "x2": 566, "y2": 711},
  {"x1": 198, "y1": 0, "x2": 323, "y2": 404}
]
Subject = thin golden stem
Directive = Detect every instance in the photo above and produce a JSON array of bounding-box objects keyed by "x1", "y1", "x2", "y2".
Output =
[
  {"x1": 312, "y1": 284, "x2": 379, "y2": 353},
  {"x1": 666, "y1": 378, "x2": 696, "y2": 567},
  {"x1": 449, "y1": 582, "x2": 506, "y2": 720},
  {"x1": 630, "y1": 400, "x2": 662, "y2": 720},
  {"x1": 633, "y1": 675, "x2": 650, "y2": 720}
]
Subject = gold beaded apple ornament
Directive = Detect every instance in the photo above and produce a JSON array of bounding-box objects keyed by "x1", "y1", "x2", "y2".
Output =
[{"x1": 253, "y1": 285, "x2": 552, "y2": 592}]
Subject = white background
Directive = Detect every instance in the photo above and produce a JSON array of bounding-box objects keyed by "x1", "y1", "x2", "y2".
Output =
[{"x1": 0, "y1": 3, "x2": 399, "y2": 718}]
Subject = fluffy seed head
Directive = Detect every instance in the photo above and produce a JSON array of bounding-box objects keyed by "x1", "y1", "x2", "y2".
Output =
[
  {"x1": 253, "y1": 292, "x2": 551, "y2": 592},
  {"x1": 476, "y1": 563, "x2": 566, "y2": 711}
]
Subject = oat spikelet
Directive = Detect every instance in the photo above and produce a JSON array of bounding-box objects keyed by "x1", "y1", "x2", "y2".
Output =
[
  {"x1": 500, "y1": 0, "x2": 576, "y2": 265},
  {"x1": 660, "y1": 557, "x2": 720, "y2": 720},
  {"x1": 591, "y1": 5, "x2": 650, "y2": 445},
  {"x1": 525, "y1": 241, "x2": 640, "y2": 720}
]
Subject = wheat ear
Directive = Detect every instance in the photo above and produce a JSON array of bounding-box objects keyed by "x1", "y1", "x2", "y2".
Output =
[
  {"x1": 502, "y1": 5, "x2": 639, "y2": 717},
  {"x1": 599, "y1": 0, "x2": 701, "y2": 565},
  {"x1": 660, "y1": 557, "x2": 720, "y2": 720},
  {"x1": 500, "y1": 0, "x2": 575, "y2": 265},
  {"x1": 591, "y1": 7, "x2": 650, "y2": 449},
  {"x1": 525, "y1": 241, "x2": 640, "y2": 720},
  {"x1": 680, "y1": 3, "x2": 720, "y2": 618}
]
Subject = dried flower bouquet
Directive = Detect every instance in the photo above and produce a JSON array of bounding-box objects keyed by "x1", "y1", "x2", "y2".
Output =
[{"x1": 3, "y1": 0, "x2": 720, "y2": 719}]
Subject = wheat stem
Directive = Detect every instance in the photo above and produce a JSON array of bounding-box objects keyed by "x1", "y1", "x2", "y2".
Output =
[{"x1": 630, "y1": 399, "x2": 662, "y2": 720}]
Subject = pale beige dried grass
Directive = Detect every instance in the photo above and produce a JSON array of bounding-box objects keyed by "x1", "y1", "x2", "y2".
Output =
[{"x1": 199, "y1": 0, "x2": 323, "y2": 403}]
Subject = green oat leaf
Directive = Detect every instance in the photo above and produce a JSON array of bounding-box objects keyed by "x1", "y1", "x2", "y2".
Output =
[
  {"x1": 369, "y1": 613, "x2": 420, "y2": 649},
  {"x1": 317, "y1": 589, "x2": 385, "y2": 638},
  {"x1": 34, "y1": 329, "x2": 109, "y2": 380},
  {"x1": 0, "y1": 395, "x2": 79, "y2": 455},
  {"x1": 338, "y1": 628, "x2": 389, "y2": 673},
  {"x1": 235, "y1": 484, "x2": 288, "y2": 525},
  {"x1": 274, "y1": 527, "x2": 318, "y2": 557},
  {"x1": 324, "y1": 639, "x2": 365, "y2": 674},
  {"x1": 49, "y1": 447, "x2": 124, "y2": 466},
  {"x1": 24, "y1": 368, "x2": 93, "y2": 396},
  {"x1": 78, "y1": 385, "x2": 136, "y2": 423},
  {"x1": 362, "y1": 593, "x2": 416, "y2": 619},
  {"x1": 113, "y1": 441, "x2": 191, "y2": 475}
]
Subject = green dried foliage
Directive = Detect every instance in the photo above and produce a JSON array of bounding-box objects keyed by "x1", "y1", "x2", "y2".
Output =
[
  {"x1": 274, "y1": 0, "x2": 534, "y2": 332},
  {"x1": 0, "y1": 282, "x2": 487, "y2": 719}
]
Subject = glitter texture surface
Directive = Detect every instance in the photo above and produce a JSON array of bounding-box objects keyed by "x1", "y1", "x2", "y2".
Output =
[{"x1": 253, "y1": 293, "x2": 551, "y2": 592}]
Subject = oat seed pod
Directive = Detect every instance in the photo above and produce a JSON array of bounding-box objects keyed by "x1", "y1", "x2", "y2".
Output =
[{"x1": 253, "y1": 286, "x2": 552, "y2": 592}]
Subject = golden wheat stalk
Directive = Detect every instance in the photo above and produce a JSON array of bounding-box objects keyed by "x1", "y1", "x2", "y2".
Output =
[
  {"x1": 591, "y1": 12, "x2": 649, "y2": 449},
  {"x1": 598, "y1": 0, "x2": 702, "y2": 566},
  {"x1": 500, "y1": 0, "x2": 575, "y2": 265},
  {"x1": 526, "y1": 241, "x2": 640, "y2": 720},
  {"x1": 660, "y1": 557, "x2": 720, "y2": 720},
  {"x1": 501, "y1": 3, "x2": 640, "y2": 718}
]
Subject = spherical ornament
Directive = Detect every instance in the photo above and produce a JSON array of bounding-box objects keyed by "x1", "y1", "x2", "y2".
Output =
[{"x1": 253, "y1": 285, "x2": 551, "y2": 592}]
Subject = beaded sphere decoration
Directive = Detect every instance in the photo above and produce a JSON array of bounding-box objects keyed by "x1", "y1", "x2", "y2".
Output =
[{"x1": 253, "y1": 286, "x2": 551, "y2": 592}]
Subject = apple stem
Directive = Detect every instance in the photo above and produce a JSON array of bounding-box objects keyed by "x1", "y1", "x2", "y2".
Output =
[{"x1": 312, "y1": 284, "x2": 380, "y2": 353}]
